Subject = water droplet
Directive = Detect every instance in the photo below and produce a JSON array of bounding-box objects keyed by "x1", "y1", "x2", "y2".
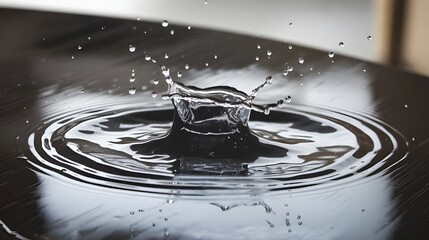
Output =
[
  {"x1": 16, "y1": 136, "x2": 19, "y2": 140},
  {"x1": 26, "y1": 120, "x2": 29, "y2": 124},
  {"x1": 137, "y1": 17, "x2": 141, "y2": 21},
  {"x1": 42, "y1": 37, "x2": 46, "y2": 41},
  {"x1": 298, "y1": 57, "x2": 304, "y2": 64},
  {"x1": 255, "y1": 56, "x2": 260, "y2": 61},
  {"x1": 204, "y1": 0, "x2": 208, "y2": 4},
  {"x1": 153, "y1": 79, "x2": 159, "y2": 85},
  {"x1": 264, "y1": 108, "x2": 270, "y2": 115},
  {"x1": 164, "y1": 230, "x2": 169, "y2": 237},
  {"x1": 404, "y1": 104, "x2": 408, "y2": 108},
  {"x1": 164, "y1": 54, "x2": 169, "y2": 59},
  {"x1": 361, "y1": 209, "x2": 365, "y2": 212},
  {"x1": 214, "y1": 55, "x2": 218, "y2": 59},
  {"x1": 129, "y1": 87, "x2": 136, "y2": 95},
  {"x1": 266, "y1": 76, "x2": 273, "y2": 84},
  {"x1": 205, "y1": 62, "x2": 209, "y2": 67},
  {"x1": 185, "y1": 64, "x2": 190, "y2": 70},
  {"x1": 287, "y1": 66, "x2": 294, "y2": 71},
  {"x1": 267, "y1": 50, "x2": 272, "y2": 56},
  {"x1": 77, "y1": 45, "x2": 82, "y2": 50},
  {"x1": 145, "y1": 55, "x2": 151, "y2": 61},
  {"x1": 177, "y1": 71, "x2": 182, "y2": 78},
  {"x1": 367, "y1": 35, "x2": 372, "y2": 40},
  {"x1": 363, "y1": 69, "x2": 367, "y2": 72},
  {"x1": 71, "y1": 56, "x2": 75, "y2": 59},
  {"x1": 283, "y1": 70, "x2": 289, "y2": 76},
  {"x1": 167, "y1": 199, "x2": 174, "y2": 204},
  {"x1": 257, "y1": 44, "x2": 261, "y2": 49},
  {"x1": 298, "y1": 221, "x2": 303, "y2": 226},
  {"x1": 130, "y1": 211, "x2": 135, "y2": 215},
  {"x1": 129, "y1": 45, "x2": 136, "y2": 52},
  {"x1": 130, "y1": 77, "x2": 135, "y2": 83},
  {"x1": 288, "y1": 45, "x2": 293, "y2": 50},
  {"x1": 164, "y1": 218, "x2": 168, "y2": 221},
  {"x1": 80, "y1": 89, "x2": 85, "y2": 93},
  {"x1": 299, "y1": 82, "x2": 303, "y2": 86},
  {"x1": 289, "y1": 22, "x2": 293, "y2": 26},
  {"x1": 162, "y1": 20, "x2": 169, "y2": 27},
  {"x1": 339, "y1": 42, "x2": 345, "y2": 47},
  {"x1": 87, "y1": 36, "x2": 91, "y2": 40},
  {"x1": 187, "y1": 26, "x2": 191, "y2": 30},
  {"x1": 277, "y1": 100, "x2": 284, "y2": 107},
  {"x1": 152, "y1": 92, "x2": 157, "y2": 98},
  {"x1": 328, "y1": 51, "x2": 335, "y2": 58},
  {"x1": 285, "y1": 95, "x2": 292, "y2": 103},
  {"x1": 170, "y1": 30, "x2": 175, "y2": 35},
  {"x1": 159, "y1": 209, "x2": 163, "y2": 212},
  {"x1": 412, "y1": 137, "x2": 415, "y2": 141}
]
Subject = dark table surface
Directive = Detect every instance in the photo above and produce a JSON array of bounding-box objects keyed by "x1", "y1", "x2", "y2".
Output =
[{"x1": 0, "y1": 8, "x2": 428, "y2": 240}]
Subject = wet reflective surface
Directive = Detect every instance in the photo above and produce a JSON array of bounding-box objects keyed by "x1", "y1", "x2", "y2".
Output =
[{"x1": 1, "y1": 8, "x2": 429, "y2": 240}]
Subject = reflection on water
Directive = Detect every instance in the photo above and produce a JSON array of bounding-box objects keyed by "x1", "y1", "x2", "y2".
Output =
[{"x1": 0, "y1": 8, "x2": 428, "y2": 240}]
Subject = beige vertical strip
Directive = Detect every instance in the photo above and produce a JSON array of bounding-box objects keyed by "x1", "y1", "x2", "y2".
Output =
[
  {"x1": 374, "y1": 0, "x2": 394, "y2": 63},
  {"x1": 402, "y1": 0, "x2": 429, "y2": 76}
]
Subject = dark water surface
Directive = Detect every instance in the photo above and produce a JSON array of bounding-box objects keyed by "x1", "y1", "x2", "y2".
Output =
[{"x1": 1, "y1": 9, "x2": 429, "y2": 240}]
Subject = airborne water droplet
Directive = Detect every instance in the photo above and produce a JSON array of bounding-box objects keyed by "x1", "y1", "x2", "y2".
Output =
[
  {"x1": 80, "y1": 89, "x2": 85, "y2": 93},
  {"x1": 266, "y1": 76, "x2": 273, "y2": 84},
  {"x1": 129, "y1": 45, "x2": 136, "y2": 52},
  {"x1": 177, "y1": 71, "x2": 182, "y2": 78},
  {"x1": 367, "y1": 35, "x2": 372, "y2": 40},
  {"x1": 267, "y1": 50, "x2": 272, "y2": 56},
  {"x1": 170, "y1": 30, "x2": 175, "y2": 35},
  {"x1": 285, "y1": 95, "x2": 292, "y2": 103},
  {"x1": 130, "y1": 77, "x2": 135, "y2": 83},
  {"x1": 298, "y1": 57, "x2": 304, "y2": 64},
  {"x1": 255, "y1": 56, "x2": 260, "y2": 61},
  {"x1": 214, "y1": 55, "x2": 218, "y2": 59},
  {"x1": 129, "y1": 86, "x2": 136, "y2": 95},
  {"x1": 328, "y1": 52, "x2": 335, "y2": 58},
  {"x1": 145, "y1": 55, "x2": 151, "y2": 61},
  {"x1": 137, "y1": 17, "x2": 141, "y2": 21},
  {"x1": 77, "y1": 45, "x2": 82, "y2": 50},
  {"x1": 185, "y1": 64, "x2": 190, "y2": 70},
  {"x1": 187, "y1": 26, "x2": 191, "y2": 30},
  {"x1": 167, "y1": 199, "x2": 174, "y2": 204},
  {"x1": 162, "y1": 20, "x2": 169, "y2": 27},
  {"x1": 153, "y1": 79, "x2": 159, "y2": 85},
  {"x1": 71, "y1": 56, "x2": 75, "y2": 59},
  {"x1": 288, "y1": 45, "x2": 293, "y2": 50},
  {"x1": 152, "y1": 91, "x2": 157, "y2": 98},
  {"x1": 404, "y1": 104, "x2": 408, "y2": 108},
  {"x1": 339, "y1": 42, "x2": 344, "y2": 47},
  {"x1": 257, "y1": 44, "x2": 261, "y2": 49},
  {"x1": 164, "y1": 54, "x2": 169, "y2": 59}
]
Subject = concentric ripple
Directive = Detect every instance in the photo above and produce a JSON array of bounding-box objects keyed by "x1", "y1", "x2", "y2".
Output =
[{"x1": 26, "y1": 103, "x2": 408, "y2": 196}]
